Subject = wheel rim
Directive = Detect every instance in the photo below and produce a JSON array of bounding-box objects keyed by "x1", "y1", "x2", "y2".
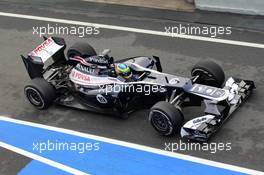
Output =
[
  {"x1": 25, "y1": 87, "x2": 44, "y2": 108},
  {"x1": 150, "y1": 110, "x2": 170, "y2": 132}
]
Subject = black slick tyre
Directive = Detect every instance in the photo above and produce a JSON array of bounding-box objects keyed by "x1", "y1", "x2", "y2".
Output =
[
  {"x1": 24, "y1": 78, "x2": 56, "y2": 109},
  {"x1": 149, "y1": 101, "x2": 184, "y2": 136}
]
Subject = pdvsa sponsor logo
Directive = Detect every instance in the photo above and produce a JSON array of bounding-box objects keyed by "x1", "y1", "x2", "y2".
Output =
[
  {"x1": 33, "y1": 37, "x2": 54, "y2": 55},
  {"x1": 71, "y1": 70, "x2": 91, "y2": 82}
]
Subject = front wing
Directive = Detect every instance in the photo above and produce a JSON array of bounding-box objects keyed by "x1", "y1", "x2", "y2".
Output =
[{"x1": 180, "y1": 77, "x2": 255, "y2": 142}]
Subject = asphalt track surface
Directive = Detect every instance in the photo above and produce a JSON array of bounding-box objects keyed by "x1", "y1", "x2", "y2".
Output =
[{"x1": 0, "y1": 0, "x2": 264, "y2": 174}]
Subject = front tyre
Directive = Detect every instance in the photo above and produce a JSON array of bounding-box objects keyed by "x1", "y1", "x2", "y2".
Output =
[
  {"x1": 191, "y1": 60, "x2": 225, "y2": 87},
  {"x1": 24, "y1": 78, "x2": 56, "y2": 109},
  {"x1": 149, "y1": 101, "x2": 184, "y2": 136}
]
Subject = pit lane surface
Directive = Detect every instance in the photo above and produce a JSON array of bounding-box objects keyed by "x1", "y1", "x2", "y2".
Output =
[{"x1": 0, "y1": 0, "x2": 264, "y2": 174}]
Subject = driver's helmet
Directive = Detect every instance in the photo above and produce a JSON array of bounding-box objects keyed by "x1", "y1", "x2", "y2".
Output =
[{"x1": 115, "y1": 63, "x2": 132, "y2": 79}]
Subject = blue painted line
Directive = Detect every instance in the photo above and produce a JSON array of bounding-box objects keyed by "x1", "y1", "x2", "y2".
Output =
[{"x1": 0, "y1": 119, "x2": 248, "y2": 175}]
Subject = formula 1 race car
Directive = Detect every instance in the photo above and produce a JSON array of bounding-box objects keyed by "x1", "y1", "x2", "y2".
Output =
[{"x1": 21, "y1": 37, "x2": 255, "y2": 141}]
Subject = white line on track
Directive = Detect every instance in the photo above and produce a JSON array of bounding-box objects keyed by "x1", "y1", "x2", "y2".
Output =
[
  {"x1": 0, "y1": 12, "x2": 263, "y2": 49},
  {"x1": 0, "y1": 142, "x2": 90, "y2": 175},
  {"x1": 0, "y1": 116, "x2": 263, "y2": 175}
]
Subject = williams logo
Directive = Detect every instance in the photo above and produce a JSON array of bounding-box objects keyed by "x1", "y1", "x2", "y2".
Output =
[
  {"x1": 193, "y1": 117, "x2": 207, "y2": 124},
  {"x1": 96, "y1": 94, "x2": 108, "y2": 104}
]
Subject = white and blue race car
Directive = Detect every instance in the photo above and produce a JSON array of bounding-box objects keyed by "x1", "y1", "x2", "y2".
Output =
[{"x1": 21, "y1": 37, "x2": 256, "y2": 141}]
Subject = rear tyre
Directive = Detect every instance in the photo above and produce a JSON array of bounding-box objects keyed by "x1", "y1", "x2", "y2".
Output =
[
  {"x1": 67, "y1": 42, "x2": 97, "y2": 58},
  {"x1": 191, "y1": 60, "x2": 225, "y2": 87},
  {"x1": 149, "y1": 101, "x2": 184, "y2": 136},
  {"x1": 24, "y1": 78, "x2": 56, "y2": 109}
]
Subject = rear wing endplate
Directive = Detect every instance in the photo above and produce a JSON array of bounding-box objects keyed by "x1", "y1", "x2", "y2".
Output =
[{"x1": 21, "y1": 36, "x2": 66, "y2": 79}]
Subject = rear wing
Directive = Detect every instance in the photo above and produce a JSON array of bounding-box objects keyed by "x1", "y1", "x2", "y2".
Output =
[{"x1": 21, "y1": 36, "x2": 66, "y2": 79}]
